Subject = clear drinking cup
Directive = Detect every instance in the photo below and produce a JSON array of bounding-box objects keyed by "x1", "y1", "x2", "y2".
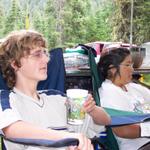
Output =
[{"x1": 66, "y1": 89, "x2": 88, "y2": 125}]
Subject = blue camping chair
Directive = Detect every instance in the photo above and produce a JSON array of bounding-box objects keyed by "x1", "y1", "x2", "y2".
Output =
[
  {"x1": 37, "y1": 48, "x2": 66, "y2": 92},
  {"x1": 0, "y1": 48, "x2": 78, "y2": 149},
  {"x1": 0, "y1": 89, "x2": 79, "y2": 149},
  {"x1": 0, "y1": 47, "x2": 106, "y2": 150},
  {"x1": 0, "y1": 48, "x2": 66, "y2": 92}
]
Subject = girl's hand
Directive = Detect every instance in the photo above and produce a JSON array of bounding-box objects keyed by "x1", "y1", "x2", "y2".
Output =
[{"x1": 83, "y1": 94, "x2": 96, "y2": 114}]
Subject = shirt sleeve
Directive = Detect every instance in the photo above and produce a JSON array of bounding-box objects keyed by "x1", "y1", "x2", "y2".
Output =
[
  {"x1": 0, "y1": 90, "x2": 22, "y2": 133},
  {"x1": 0, "y1": 108, "x2": 22, "y2": 130},
  {"x1": 129, "y1": 83, "x2": 150, "y2": 102}
]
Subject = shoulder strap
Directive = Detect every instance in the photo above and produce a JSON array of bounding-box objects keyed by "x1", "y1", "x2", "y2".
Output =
[
  {"x1": 38, "y1": 89, "x2": 66, "y2": 97},
  {"x1": 0, "y1": 90, "x2": 11, "y2": 111}
]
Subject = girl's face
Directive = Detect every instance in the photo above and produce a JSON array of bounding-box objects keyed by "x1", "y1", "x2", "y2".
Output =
[
  {"x1": 113, "y1": 55, "x2": 134, "y2": 86},
  {"x1": 13, "y1": 47, "x2": 50, "y2": 84}
]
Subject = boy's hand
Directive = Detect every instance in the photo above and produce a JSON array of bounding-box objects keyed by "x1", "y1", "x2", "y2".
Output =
[{"x1": 68, "y1": 133, "x2": 94, "y2": 150}]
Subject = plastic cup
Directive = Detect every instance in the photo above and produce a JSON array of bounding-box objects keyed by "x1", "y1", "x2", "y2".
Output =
[{"x1": 66, "y1": 89, "x2": 88, "y2": 125}]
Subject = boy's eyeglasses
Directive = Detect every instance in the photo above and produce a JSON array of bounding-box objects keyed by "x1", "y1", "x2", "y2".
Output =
[{"x1": 29, "y1": 49, "x2": 50, "y2": 59}]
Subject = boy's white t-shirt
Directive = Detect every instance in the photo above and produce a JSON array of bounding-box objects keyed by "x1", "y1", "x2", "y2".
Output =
[{"x1": 0, "y1": 88, "x2": 104, "y2": 150}]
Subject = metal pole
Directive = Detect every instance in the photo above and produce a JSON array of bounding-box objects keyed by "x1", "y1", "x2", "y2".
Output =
[{"x1": 130, "y1": 0, "x2": 134, "y2": 47}]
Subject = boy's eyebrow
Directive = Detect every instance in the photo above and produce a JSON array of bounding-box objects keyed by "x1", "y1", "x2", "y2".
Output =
[{"x1": 30, "y1": 49, "x2": 46, "y2": 53}]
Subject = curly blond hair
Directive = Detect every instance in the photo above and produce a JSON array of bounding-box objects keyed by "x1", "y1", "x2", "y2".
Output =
[{"x1": 0, "y1": 30, "x2": 47, "y2": 89}]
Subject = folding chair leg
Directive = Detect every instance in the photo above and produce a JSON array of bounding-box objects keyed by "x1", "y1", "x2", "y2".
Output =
[{"x1": 1, "y1": 138, "x2": 6, "y2": 150}]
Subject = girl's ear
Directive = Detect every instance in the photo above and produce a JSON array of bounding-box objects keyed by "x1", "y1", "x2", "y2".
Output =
[
  {"x1": 108, "y1": 65, "x2": 117, "y2": 74},
  {"x1": 107, "y1": 65, "x2": 117, "y2": 80},
  {"x1": 110, "y1": 67, "x2": 117, "y2": 75}
]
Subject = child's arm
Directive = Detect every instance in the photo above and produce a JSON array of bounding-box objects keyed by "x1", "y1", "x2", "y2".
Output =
[
  {"x1": 83, "y1": 94, "x2": 111, "y2": 125},
  {"x1": 2, "y1": 120, "x2": 93, "y2": 150}
]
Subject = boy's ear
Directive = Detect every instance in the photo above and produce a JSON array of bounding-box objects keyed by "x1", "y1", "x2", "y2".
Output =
[{"x1": 11, "y1": 60, "x2": 18, "y2": 71}]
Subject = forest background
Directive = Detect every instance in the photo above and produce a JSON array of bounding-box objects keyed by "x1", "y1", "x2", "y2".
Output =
[{"x1": 0, "y1": 0, "x2": 149, "y2": 49}]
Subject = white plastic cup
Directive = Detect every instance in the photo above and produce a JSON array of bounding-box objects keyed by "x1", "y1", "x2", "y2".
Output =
[{"x1": 66, "y1": 89, "x2": 88, "y2": 125}]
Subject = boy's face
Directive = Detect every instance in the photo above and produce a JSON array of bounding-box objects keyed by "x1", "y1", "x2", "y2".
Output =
[{"x1": 14, "y1": 47, "x2": 49, "y2": 83}]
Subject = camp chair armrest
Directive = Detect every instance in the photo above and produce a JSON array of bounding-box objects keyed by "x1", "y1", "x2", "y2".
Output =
[
  {"x1": 3, "y1": 136, "x2": 108, "y2": 149},
  {"x1": 4, "y1": 137, "x2": 79, "y2": 148}
]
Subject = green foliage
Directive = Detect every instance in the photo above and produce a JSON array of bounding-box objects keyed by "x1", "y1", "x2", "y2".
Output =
[
  {"x1": 85, "y1": 1, "x2": 113, "y2": 42},
  {"x1": 0, "y1": 4, "x2": 5, "y2": 38},
  {"x1": 63, "y1": 0, "x2": 90, "y2": 46},
  {"x1": 32, "y1": 12, "x2": 47, "y2": 36},
  {"x1": 1, "y1": 0, "x2": 26, "y2": 36},
  {"x1": 133, "y1": 0, "x2": 150, "y2": 44},
  {"x1": 42, "y1": 0, "x2": 64, "y2": 48},
  {"x1": 0, "y1": 0, "x2": 149, "y2": 48},
  {"x1": 112, "y1": 0, "x2": 150, "y2": 44},
  {"x1": 143, "y1": 74, "x2": 150, "y2": 86}
]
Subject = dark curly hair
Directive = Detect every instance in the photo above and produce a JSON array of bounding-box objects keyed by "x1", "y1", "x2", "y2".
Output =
[
  {"x1": 97, "y1": 48, "x2": 131, "y2": 81},
  {"x1": 0, "y1": 30, "x2": 47, "y2": 89}
]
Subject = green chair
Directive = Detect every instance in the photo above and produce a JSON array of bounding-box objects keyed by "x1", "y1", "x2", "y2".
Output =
[
  {"x1": 87, "y1": 46, "x2": 119, "y2": 150},
  {"x1": 77, "y1": 44, "x2": 119, "y2": 150},
  {"x1": 0, "y1": 48, "x2": 76, "y2": 150},
  {"x1": 86, "y1": 44, "x2": 150, "y2": 150},
  {"x1": 0, "y1": 46, "x2": 107, "y2": 150}
]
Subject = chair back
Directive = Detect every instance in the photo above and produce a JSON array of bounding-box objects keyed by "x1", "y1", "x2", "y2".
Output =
[
  {"x1": 0, "y1": 71, "x2": 8, "y2": 150},
  {"x1": 0, "y1": 72, "x2": 8, "y2": 90},
  {"x1": 81, "y1": 44, "x2": 119, "y2": 150},
  {"x1": 37, "y1": 48, "x2": 66, "y2": 93},
  {"x1": 0, "y1": 48, "x2": 66, "y2": 150}
]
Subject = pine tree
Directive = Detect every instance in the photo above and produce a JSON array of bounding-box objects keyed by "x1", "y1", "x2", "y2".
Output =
[
  {"x1": 63, "y1": 0, "x2": 90, "y2": 46},
  {"x1": 85, "y1": 0, "x2": 113, "y2": 42},
  {"x1": 0, "y1": 3, "x2": 5, "y2": 38},
  {"x1": 2, "y1": 0, "x2": 25, "y2": 35},
  {"x1": 3, "y1": 0, "x2": 17, "y2": 35},
  {"x1": 43, "y1": 0, "x2": 59, "y2": 48},
  {"x1": 111, "y1": 0, "x2": 150, "y2": 44}
]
